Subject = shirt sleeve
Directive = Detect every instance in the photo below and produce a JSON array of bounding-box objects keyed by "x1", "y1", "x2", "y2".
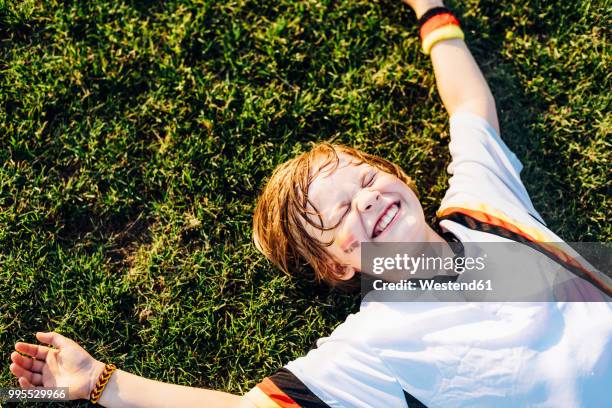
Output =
[
  {"x1": 243, "y1": 367, "x2": 329, "y2": 407},
  {"x1": 439, "y1": 111, "x2": 545, "y2": 225},
  {"x1": 244, "y1": 338, "x2": 409, "y2": 408}
]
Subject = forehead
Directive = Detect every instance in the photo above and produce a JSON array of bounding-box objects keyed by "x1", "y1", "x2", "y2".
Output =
[{"x1": 307, "y1": 152, "x2": 367, "y2": 207}]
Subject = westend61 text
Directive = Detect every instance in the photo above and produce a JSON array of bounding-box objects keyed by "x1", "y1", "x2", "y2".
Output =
[{"x1": 373, "y1": 279, "x2": 493, "y2": 291}]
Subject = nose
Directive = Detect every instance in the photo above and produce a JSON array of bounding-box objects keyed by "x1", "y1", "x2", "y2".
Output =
[{"x1": 355, "y1": 189, "x2": 380, "y2": 212}]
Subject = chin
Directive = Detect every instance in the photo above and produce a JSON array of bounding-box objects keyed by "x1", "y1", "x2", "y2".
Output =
[{"x1": 394, "y1": 218, "x2": 426, "y2": 243}]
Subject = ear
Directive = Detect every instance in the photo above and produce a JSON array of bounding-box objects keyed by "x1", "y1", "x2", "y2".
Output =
[{"x1": 332, "y1": 264, "x2": 357, "y2": 281}]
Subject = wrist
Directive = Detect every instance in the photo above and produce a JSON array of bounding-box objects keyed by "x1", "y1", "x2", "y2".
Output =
[
  {"x1": 411, "y1": 0, "x2": 445, "y2": 19},
  {"x1": 86, "y1": 360, "x2": 106, "y2": 400}
]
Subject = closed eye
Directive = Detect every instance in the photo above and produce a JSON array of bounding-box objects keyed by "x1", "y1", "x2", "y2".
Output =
[
  {"x1": 362, "y1": 171, "x2": 377, "y2": 188},
  {"x1": 332, "y1": 202, "x2": 351, "y2": 228},
  {"x1": 333, "y1": 171, "x2": 376, "y2": 228}
]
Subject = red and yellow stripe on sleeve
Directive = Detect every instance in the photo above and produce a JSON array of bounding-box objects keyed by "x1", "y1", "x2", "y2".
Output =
[
  {"x1": 438, "y1": 202, "x2": 611, "y2": 294},
  {"x1": 245, "y1": 378, "x2": 301, "y2": 408},
  {"x1": 438, "y1": 202, "x2": 556, "y2": 243}
]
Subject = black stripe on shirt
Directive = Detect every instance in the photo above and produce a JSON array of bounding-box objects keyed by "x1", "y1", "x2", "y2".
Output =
[
  {"x1": 404, "y1": 389, "x2": 429, "y2": 408},
  {"x1": 440, "y1": 211, "x2": 610, "y2": 295},
  {"x1": 268, "y1": 368, "x2": 330, "y2": 407}
]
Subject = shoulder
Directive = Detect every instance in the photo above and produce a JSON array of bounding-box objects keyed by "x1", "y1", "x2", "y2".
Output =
[{"x1": 442, "y1": 111, "x2": 546, "y2": 226}]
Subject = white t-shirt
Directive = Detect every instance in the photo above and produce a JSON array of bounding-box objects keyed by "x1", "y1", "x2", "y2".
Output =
[{"x1": 245, "y1": 112, "x2": 611, "y2": 408}]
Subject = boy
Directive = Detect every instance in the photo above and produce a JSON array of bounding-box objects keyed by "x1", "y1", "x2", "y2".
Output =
[{"x1": 9, "y1": 1, "x2": 611, "y2": 407}]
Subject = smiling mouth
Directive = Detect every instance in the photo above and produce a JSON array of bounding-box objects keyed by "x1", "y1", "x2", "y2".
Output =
[{"x1": 372, "y1": 202, "x2": 401, "y2": 238}]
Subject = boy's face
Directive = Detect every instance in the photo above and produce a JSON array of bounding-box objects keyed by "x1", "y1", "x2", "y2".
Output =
[{"x1": 305, "y1": 152, "x2": 426, "y2": 280}]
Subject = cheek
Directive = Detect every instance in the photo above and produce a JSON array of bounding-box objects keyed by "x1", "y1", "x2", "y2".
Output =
[
  {"x1": 337, "y1": 231, "x2": 360, "y2": 254},
  {"x1": 334, "y1": 229, "x2": 364, "y2": 270},
  {"x1": 330, "y1": 242, "x2": 362, "y2": 271},
  {"x1": 402, "y1": 192, "x2": 425, "y2": 226},
  {"x1": 375, "y1": 174, "x2": 398, "y2": 188},
  {"x1": 377, "y1": 174, "x2": 415, "y2": 198},
  {"x1": 407, "y1": 190, "x2": 424, "y2": 215}
]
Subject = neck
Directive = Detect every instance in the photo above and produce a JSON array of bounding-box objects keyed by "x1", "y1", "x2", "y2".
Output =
[
  {"x1": 424, "y1": 224, "x2": 446, "y2": 243},
  {"x1": 423, "y1": 224, "x2": 457, "y2": 275},
  {"x1": 371, "y1": 225, "x2": 459, "y2": 282}
]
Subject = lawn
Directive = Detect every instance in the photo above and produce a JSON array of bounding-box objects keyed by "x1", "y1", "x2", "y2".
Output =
[{"x1": 0, "y1": 0, "x2": 610, "y2": 406}]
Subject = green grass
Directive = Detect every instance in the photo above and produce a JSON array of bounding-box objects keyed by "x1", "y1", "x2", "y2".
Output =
[{"x1": 0, "y1": 0, "x2": 610, "y2": 406}]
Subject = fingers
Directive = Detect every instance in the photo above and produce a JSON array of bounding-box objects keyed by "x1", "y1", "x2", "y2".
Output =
[
  {"x1": 19, "y1": 376, "x2": 35, "y2": 388},
  {"x1": 15, "y1": 342, "x2": 50, "y2": 361},
  {"x1": 9, "y1": 363, "x2": 44, "y2": 386},
  {"x1": 36, "y1": 331, "x2": 70, "y2": 349},
  {"x1": 15, "y1": 331, "x2": 69, "y2": 359},
  {"x1": 11, "y1": 351, "x2": 45, "y2": 373}
]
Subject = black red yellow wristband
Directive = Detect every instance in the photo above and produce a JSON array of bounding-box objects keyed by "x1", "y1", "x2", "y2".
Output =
[
  {"x1": 417, "y1": 6, "x2": 451, "y2": 27},
  {"x1": 417, "y1": 7, "x2": 464, "y2": 54}
]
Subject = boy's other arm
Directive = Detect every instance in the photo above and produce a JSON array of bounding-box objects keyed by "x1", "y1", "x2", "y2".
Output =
[
  {"x1": 9, "y1": 331, "x2": 256, "y2": 408},
  {"x1": 404, "y1": 0, "x2": 500, "y2": 134},
  {"x1": 97, "y1": 369, "x2": 256, "y2": 408}
]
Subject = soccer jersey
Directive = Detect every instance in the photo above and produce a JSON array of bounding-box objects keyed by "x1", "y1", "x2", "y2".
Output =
[{"x1": 244, "y1": 112, "x2": 612, "y2": 407}]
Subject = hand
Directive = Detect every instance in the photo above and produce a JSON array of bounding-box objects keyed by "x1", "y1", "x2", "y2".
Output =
[
  {"x1": 10, "y1": 331, "x2": 106, "y2": 400},
  {"x1": 401, "y1": 0, "x2": 445, "y2": 19}
]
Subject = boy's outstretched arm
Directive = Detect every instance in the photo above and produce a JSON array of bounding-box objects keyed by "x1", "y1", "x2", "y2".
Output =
[
  {"x1": 9, "y1": 332, "x2": 255, "y2": 408},
  {"x1": 94, "y1": 368, "x2": 253, "y2": 408},
  {"x1": 403, "y1": 0, "x2": 500, "y2": 134}
]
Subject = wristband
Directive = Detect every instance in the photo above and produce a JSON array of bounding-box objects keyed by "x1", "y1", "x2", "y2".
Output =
[
  {"x1": 417, "y1": 6, "x2": 451, "y2": 27},
  {"x1": 418, "y1": 7, "x2": 464, "y2": 55},
  {"x1": 420, "y1": 13, "x2": 461, "y2": 40},
  {"x1": 90, "y1": 363, "x2": 117, "y2": 404},
  {"x1": 422, "y1": 24, "x2": 464, "y2": 54}
]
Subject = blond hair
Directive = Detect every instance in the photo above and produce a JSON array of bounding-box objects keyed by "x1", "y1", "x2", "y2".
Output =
[{"x1": 252, "y1": 143, "x2": 417, "y2": 287}]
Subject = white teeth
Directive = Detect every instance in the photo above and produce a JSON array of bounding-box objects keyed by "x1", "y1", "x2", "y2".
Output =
[{"x1": 373, "y1": 204, "x2": 399, "y2": 237}]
